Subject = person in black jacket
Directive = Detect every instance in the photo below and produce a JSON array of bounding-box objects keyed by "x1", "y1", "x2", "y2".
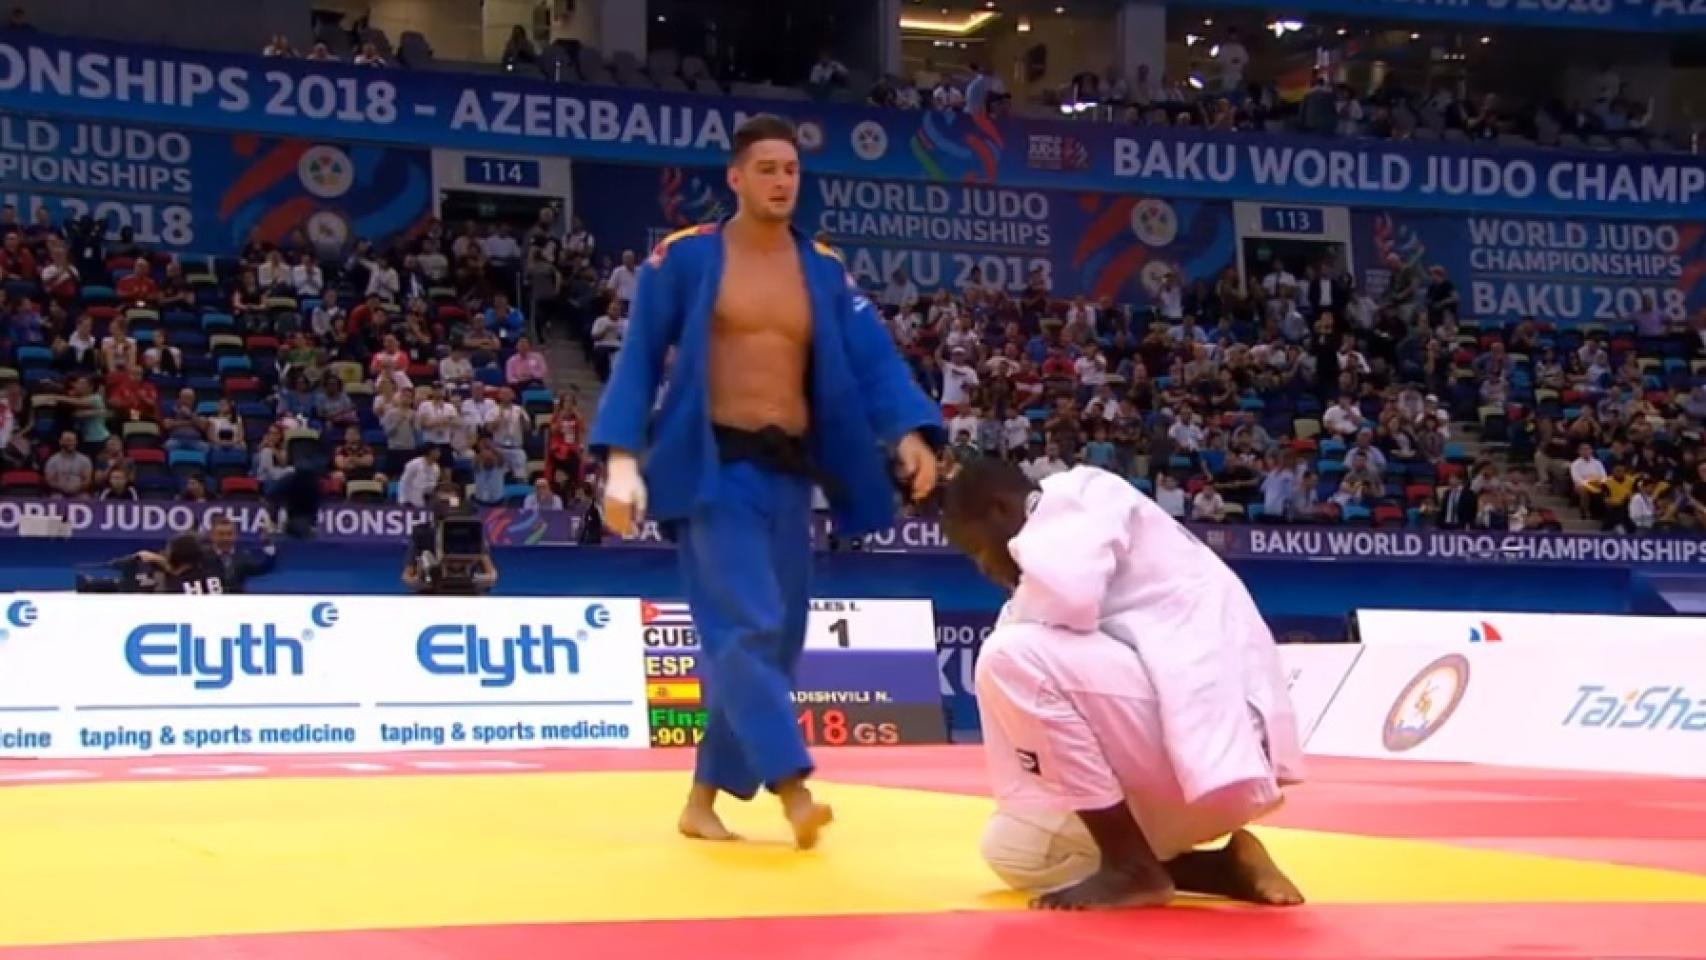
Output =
[{"x1": 203, "y1": 514, "x2": 277, "y2": 593}]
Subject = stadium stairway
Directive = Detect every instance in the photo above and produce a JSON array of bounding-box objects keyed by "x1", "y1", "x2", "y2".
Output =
[{"x1": 543, "y1": 334, "x2": 604, "y2": 415}]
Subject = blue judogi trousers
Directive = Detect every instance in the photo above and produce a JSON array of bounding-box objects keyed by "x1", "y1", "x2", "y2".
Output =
[{"x1": 676, "y1": 459, "x2": 815, "y2": 800}]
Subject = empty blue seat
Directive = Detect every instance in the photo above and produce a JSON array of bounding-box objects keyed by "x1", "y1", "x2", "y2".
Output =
[
  {"x1": 168, "y1": 448, "x2": 209, "y2": 470},
  {"x1": 217, "y1": 356, "x2": 253, "y2": 375},
  {"x1": 15, "y1": 346, "x2": 52, "y2": 367}
]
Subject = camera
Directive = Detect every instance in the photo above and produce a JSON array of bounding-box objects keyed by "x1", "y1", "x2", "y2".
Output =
[
  {"x1": 75, "y1": 553, "x2": 160, "y2": 593},
  {"x1": 433, "y1": 514, "x2": 487, "y2": 589},
  {"x1": 413, "y1": 513, "x2": 494, "y2": 595}
]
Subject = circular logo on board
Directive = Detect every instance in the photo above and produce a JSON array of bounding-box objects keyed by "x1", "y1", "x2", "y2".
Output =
[
  {"x1": 850, "y1": 121, "x2": 888, "y2": 161},
  {"x1": 1129, "y1": 197, "x2": 1179, "y2": 247},
  {"x1": 298, "y1": 145, "x2": 355, "y2": 199},
  {"x1": 796, "y1": 121, "x2": 825, "y2": 152},
  {"x1": 306, "y1": 210, "x2": 351, "y2": 252},
  {"x1": 1382, "y1": 654, "x2": 1471, "y2": 752}
]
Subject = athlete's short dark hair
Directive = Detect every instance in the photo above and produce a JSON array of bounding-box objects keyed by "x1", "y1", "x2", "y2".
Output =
[{"x1": 731, "y1": 114, "x2": 798, "y2": 164}]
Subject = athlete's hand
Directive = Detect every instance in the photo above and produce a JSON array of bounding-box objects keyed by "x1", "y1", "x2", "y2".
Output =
[
  {"x1": 604, "y1": 451, "x2": 647, "y2": 538},
  {"x1": 895, "y1": 433, "x2": 938, "y2": 503}
]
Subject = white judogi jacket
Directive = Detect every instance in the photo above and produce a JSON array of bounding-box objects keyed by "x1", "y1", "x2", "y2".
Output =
[{"x1": 1001, "y1": 466, "x2": 1305, "y2": 803}]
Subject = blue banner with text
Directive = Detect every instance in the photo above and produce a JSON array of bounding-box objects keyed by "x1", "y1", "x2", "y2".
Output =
[
  {"x1": 1353, "y1": 209, "x2": 1706, "y2": 325},
  {"x1": 0, "y1": 35, "x2": 1702, "y2": 221},
  {"x1": 574, "y1": 161, "x2": 1236, "y2": 302},
  {"x1": 0, "y1": 110, "x2": 430, "y2": 256}
]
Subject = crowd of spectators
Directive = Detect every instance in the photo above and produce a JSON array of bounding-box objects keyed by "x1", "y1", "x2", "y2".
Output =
[
  {"x1": 0, "y1": 204, "x2": 615, "y2": 524},
  {"x1": 860, "y1": 31, "x2": 1673, "y2": 153},
  {"x1": 870, "y1": 248, "x2": 1706, "y2": 533}
]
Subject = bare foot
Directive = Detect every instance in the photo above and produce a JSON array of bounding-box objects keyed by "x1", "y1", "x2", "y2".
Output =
[
  {"x1": 1031, "y1": 867, "x2": 1175, "y2": 911},
  {"x1": 780, "y1": 790, "x2": 834, "y2": 850},
  {"x1": 677, "y1": 804, "x2": 739, "y2": 842},
  {"x1": 1224, "y1": 830, "x2": 1305, "y2": 906}
]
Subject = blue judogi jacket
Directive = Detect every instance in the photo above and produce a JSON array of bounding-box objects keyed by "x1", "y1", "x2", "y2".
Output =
[{"x1": 589, "y1": 222, "x2": 942, "y2": 538}]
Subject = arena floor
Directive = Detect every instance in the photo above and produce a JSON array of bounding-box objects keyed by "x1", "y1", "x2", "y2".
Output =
[{"x1": 1, "y1": 747, "x2": 1704, "y2": 959}]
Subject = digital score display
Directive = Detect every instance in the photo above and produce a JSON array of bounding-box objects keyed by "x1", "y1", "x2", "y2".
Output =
[{"x1": 642, "y1": 599, "x2": 949, "y2": 749}]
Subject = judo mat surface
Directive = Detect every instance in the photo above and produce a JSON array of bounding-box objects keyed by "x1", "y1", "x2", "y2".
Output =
[{"x1": 2, "y1": 746, "x2": 1704, "y2": 959}]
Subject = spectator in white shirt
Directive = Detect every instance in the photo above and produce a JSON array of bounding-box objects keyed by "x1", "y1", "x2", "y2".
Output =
[
  {"x1": 292, "y1": 255, "x2": 324, "y2": 298},
  {"x1": 310, "y1": 289, "x2": 345, "y2": 340},
  {"x1": 607, "y1": 250, "x2": 639, "y2": 304},
  {"x1": 882, "y1": 269, "x2": 920, "y2": 310},
  {"x1": 590, "y1": 300, "x2": 626, "y2": 381},
  {"x1": 1157, "y1": 273, "x2": 1184, "y2": 321},
  {"x1": 480, "y1": 224, "x2": 521, "y2": 264},
  {"x1": 397, "y1": 447, "x2": 441, "y2": 507},
  {"x1": 565, "y1": 218, "x2": 595, "y2": 257},
  {"x1": 257, "y1": 249, "x2": 292, "y2": 295},
  {"x1": 808, "y1": 50, "x2": 848, "y2": 88},
  {"x1": 461, "y1": 382, "x2": 499, "y2": 429},
  {"x1": 1262, "y1": 260, "x2": 1297, "y2": 296},
  {"x1": 1629, "y1": 477, "x2": 1658, "y2": 530},
  {"x1": 366, "y1": 255, "x2": 401, "y2": 304},
  {"x1": 1153, "y1": 473, "x2": 1187, "y2": 518},
  {"x1": 524, "y1": 477, "x2": 564, "y2": 511},
  {"x1": 1192, "y1": 480, "x2": 1226, "y2": 521},
  {"x1": 1569, "y1": 443, "x2": 1608, "y2": 518},
  {"x1": 488, "y1": 388, "x2": 530, "y2": 478},
  {"x1": 439, "y1": 345, "x2": 475, "y2": 387},
  {"x1": 1002, "y1": 411, "x2": 1032, "y2": 455},
  {"x1": 1323, "y1": 395, "x2": 1361, "y2": 438},
  {"x1": 1168, "y1": 413, "x2": 1205, "y2": 452},
  {"x1": 414, "y1": 386, "x2": 460, "y2": 448},
  {"x1": 940, "y1": 347, "x2": 980, "y2": 409}
]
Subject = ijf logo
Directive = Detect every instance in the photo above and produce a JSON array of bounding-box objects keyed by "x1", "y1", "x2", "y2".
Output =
[
  {"x1": 850, "y1": 121, "x2": 889, "y2": 161},
  {"x1": 298, "y1": 145, "x2": 356, "y2": 199},
  {"x1": 0, "y1": 598, "x2": 37, "y2": 642},
  {"x1": 1382, "y1": 654, "x2": 1471, "y2": 752},
  {"x1": 1129, "y1": 197, "x2": 1179, "y2": 247}
]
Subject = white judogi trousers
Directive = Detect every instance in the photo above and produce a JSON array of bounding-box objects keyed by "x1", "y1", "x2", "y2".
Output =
[{"x1": 976, "y1": 622, "x2": 1284, "y2": 894}]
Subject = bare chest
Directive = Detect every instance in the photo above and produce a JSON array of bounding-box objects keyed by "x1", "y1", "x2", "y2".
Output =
[{"x1": 713, "y1": 245, "x2": 813, "y2": 342}]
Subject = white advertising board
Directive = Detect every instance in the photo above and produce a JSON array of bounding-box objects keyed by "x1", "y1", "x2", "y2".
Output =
[
  {"x1": 1309, "y1": 638, "x2": 1706, "y2": 777},
  {"x1": 1277, "y1": 643, "x2": 1362, "y2": 746},
  {"x1": 0, "y1": 594, "x2": 651, "y2": 758},
  {"x1": 1355, "y1": 609, "x2": 1706, "y2": 646}
]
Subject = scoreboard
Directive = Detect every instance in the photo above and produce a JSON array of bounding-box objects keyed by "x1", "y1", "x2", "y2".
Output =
[{"x1": 641, "y1": 598, "x2": 949, "y2": 749}]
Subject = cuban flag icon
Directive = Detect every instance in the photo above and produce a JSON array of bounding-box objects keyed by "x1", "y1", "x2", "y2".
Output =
[
  {"x1": 642, "y1": 601, "x2": 695, "y2": 626},
  {"x1": 1468, "y1": 622, "x2": 1503, "y2": 643}
]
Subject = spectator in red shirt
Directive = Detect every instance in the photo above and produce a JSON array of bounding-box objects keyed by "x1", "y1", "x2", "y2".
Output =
[
  {"x1": 116, "y1": 259, "x2": 160, "y2": 307},
  {"x1": 545, "y1": 393, "x2": 585, "y2": 495}
]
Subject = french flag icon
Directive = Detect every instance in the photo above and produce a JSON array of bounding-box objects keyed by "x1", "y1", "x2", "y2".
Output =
[{"x1": 1468, "y1": 623, "x2": 1503, "y2": 643}]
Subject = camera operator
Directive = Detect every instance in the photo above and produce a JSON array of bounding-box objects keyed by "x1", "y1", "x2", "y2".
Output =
[
  {"x1": 135, "y1": 534, "x2": 229, "y2": 594},
  {"x1": 403, "y1": 487, "x2": 497, "y2": 595},
  {"x1": 203, "y1": 514, "x2": 277, "y2": 594},
  {"x1": 75, "y1": 550, "x2": 162, "y2": 593}
]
